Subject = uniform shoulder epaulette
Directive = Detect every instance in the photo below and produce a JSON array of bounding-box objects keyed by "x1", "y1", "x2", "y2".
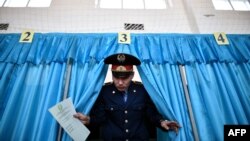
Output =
[
  {"x1": 104, "y1": 81, "x2": 113, "y2": 86},
  {"x1": 133, "y1": 81, "x2": 143, "y2": 85}
]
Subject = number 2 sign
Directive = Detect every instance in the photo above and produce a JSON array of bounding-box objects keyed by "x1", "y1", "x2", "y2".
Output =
[
  {"x1": 19, "y1": 30, "x2": 34, "y2": 43},
  {"x1": 214, "y1": 32, "x2": 229, "y2": 45}
]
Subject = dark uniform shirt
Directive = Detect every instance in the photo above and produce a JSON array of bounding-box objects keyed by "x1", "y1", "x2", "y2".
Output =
[{"x1": 89, "y1": 81, "x2": 164, "y2": 141}]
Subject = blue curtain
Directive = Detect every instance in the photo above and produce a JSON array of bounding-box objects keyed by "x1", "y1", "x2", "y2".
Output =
[
  {"x1": 0, "y1": 33, "x2": 249, "y2": 141},
  {"x1": 0, "y1": 62, "x2": 66, "y2": 140},
  {"x1": 61, "y1": 61, "x2": 108, "y2": 141},
  {"x1": 185, "y1": 62, "x2": 250, "y2": 141},
  {"x1": 138, "y1": 63, "x2": 194, "y2": 141}
]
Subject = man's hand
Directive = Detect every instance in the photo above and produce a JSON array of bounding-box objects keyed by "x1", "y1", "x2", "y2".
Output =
[
  {"x1": 160, "y1": 120, "x2": 181, "y2": 134},
  {"x1": 73, "y1": 113, "x2": 90, "y2": 125}
]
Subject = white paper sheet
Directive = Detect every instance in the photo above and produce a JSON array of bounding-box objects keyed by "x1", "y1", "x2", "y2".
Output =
[{"x1": 49, "y1": 98, "x2": 90, "y2": 141}]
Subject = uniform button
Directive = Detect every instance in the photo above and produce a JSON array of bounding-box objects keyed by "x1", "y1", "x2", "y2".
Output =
[
  {"x1": 124, "y1": 110, "x2": 128, "y2": 114},
  {"x1": 125, "y1": 129, "x2": 129, "y2": 133},
  {"x1": 125, "y1": 119, "x2": 128, "y2": 123}
]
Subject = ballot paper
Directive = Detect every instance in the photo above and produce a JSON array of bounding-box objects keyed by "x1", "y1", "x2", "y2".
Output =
[{"x1": 49, "y1": 98, "x2": 90, "y2": 141}]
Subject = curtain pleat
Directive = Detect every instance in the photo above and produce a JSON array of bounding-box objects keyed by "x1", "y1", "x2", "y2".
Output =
[
  {"x1": 0, "y1": 62, "x2": 66, "y2": 140},
  {"x1": 1, "y1": 34, "x2": 249, "y2": 65},
  {"x1": 185, "y1": 62, "x2": 250, "y2": 141},
  {"x1": 138, "y1": 63, "x2": 194, "y2": 141}
]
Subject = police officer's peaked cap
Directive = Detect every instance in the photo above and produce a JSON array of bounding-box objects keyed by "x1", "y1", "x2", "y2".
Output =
[
  {"x1": 104, "y1": 53, "x2": 141, "y2": 78},
  {"x1": 104, "y1": 53, "x2": 141, "y2": 66}
]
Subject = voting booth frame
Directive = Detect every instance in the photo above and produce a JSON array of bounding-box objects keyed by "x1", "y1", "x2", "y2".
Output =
[{"x1": 1, "y1": 33, "x2": 249, "y2": 141}]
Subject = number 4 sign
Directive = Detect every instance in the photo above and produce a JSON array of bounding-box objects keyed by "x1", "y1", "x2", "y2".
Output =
[
  {"x1": 213, "y1": 32, "x2": 229, "y2": 45},
  {"x1": 19, "y1": 30, "x2": 34, "y2": 43}
]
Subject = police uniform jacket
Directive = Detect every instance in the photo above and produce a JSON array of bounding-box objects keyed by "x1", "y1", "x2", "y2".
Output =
[{"x1": 89, "y1": 81, "x2": 164, "y2": 141}]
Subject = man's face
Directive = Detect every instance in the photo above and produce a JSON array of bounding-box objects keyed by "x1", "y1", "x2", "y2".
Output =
[{"x1": 112, "y1": 73, "x2": 134, "y2": 91}]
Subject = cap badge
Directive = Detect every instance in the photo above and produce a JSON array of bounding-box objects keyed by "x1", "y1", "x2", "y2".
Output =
[
  {"x1": 117, "y1": 54, "x2": 126, "y2": 62},
  {"x1": 116, "y1": 66, "x2": 126, "y2": 71}
]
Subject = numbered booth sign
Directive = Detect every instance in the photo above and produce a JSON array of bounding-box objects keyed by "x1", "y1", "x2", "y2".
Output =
[
  {"x1": 214, "y1": 32, "x2": 229, "y2": 45},
  {"x1": 118, "y1": 32, "x2": 131, "y2": 44},
  {"x1": 20, "y1": 30, "x2": 34, "y2": 43}
]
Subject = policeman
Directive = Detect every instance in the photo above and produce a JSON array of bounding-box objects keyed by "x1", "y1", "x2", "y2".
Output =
[{"x1": 74, "y1": 53, "x2": 180, "y2": 141}]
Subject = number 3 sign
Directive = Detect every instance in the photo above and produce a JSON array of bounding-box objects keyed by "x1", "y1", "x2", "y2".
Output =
[
  {"x1": 118, "y1": 32, "x2": 131, "y2": 44},
  {"x1": 19, "y1": 30, "x2": 34, "y2": 43}
]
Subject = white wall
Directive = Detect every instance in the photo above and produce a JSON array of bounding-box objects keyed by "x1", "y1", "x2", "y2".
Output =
[
  {"x1": 190, "y1": 0, "x2": 250, "y2": 33},
  {"x1": 1, "y1": 0, "x2": 249, "y2": 33}
]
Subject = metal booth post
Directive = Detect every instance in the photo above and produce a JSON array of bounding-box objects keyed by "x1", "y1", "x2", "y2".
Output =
[
  {"x1": 178, "y1": 65, "x2": 200, "y2": 141},
  {"x1": 57, "y1": 58, "x2": 73, "y2": 141}
]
